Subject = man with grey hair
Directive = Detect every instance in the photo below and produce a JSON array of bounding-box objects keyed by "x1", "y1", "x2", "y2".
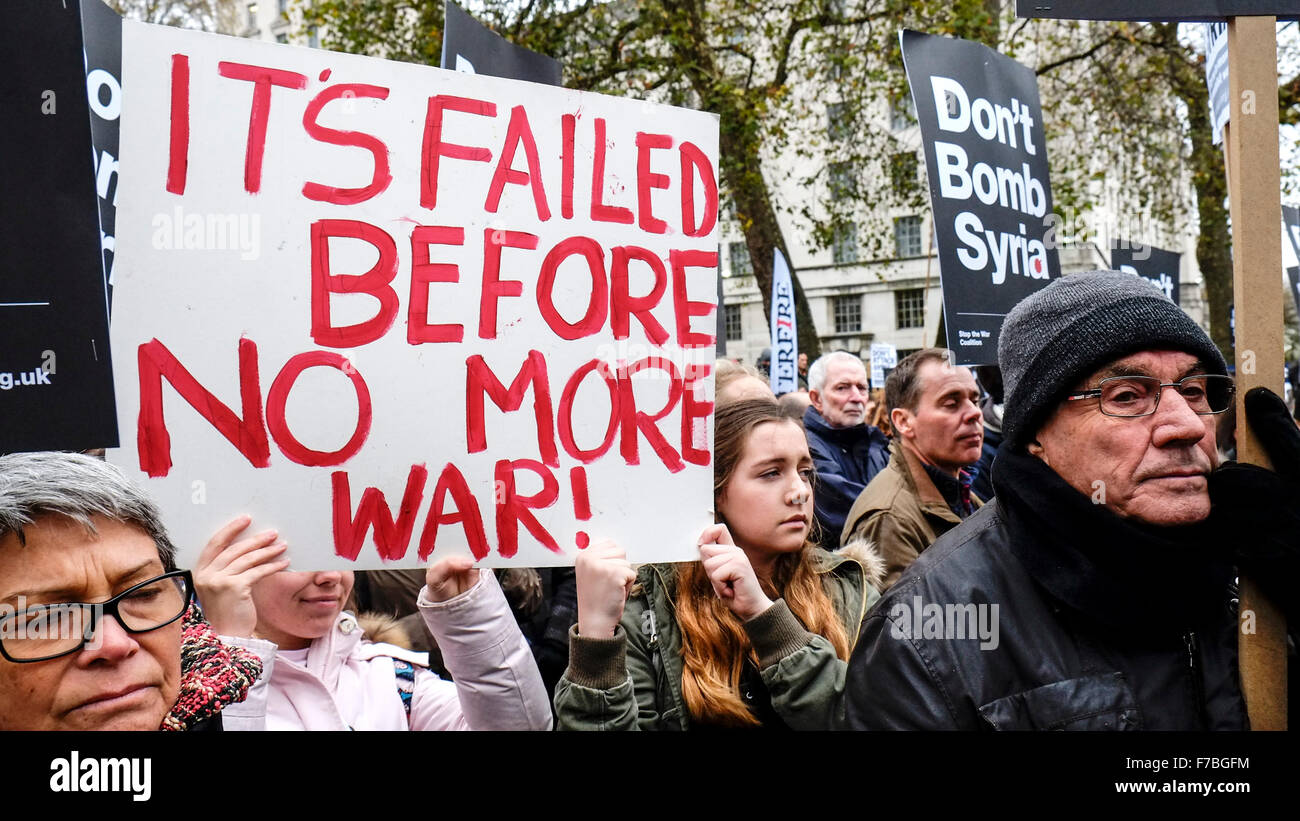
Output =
[
  {"x1": 0, "y1": 451, "x2": 262, "y2": 730},
  {"x1": 841, "y1": 348, "x2": 984, "y2": 590},
  {"x1": 803, "y1": 350, "x2": 890, "y2": 549},
  {"x1": 845, "y1": 270, "x2": 1300, "y2": 730}
]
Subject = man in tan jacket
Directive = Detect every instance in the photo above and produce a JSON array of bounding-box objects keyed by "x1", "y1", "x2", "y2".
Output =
[{"x1": 840, "y1": 349, "x2": 984, "y2": 589}]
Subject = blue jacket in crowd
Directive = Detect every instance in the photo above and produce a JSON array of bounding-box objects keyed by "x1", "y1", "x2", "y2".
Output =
[{"x1": 802, "y1": 406, "x2": 890, "y2": 549}]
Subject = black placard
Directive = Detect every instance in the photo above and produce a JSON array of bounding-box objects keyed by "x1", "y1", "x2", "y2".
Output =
[
  {"x1": 902, "y1": 30, "x2": 1060, "y2": 366},
  {"x1": 1, "y1": 0, "x2": 118, "y2": 453},
  {"x1": 81, "y1": 0, "x2": 123, "y2": 306},
  {"x1": 1111, "y1": 241, "x2": 1182, "y2": 305},
  {"x1": 1016, "y1": 1, "x2": 1300, "y2": 21},
  {"x1": 440, "y1": 1, "x2": 562, "y2": 86}
]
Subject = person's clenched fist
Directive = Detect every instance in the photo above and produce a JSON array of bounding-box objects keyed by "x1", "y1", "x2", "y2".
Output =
[
  {"x1": 425, "y1": 555, "x2": 481, "y2": 602},
  {"x1": 574, "y1": 540, "x2": 637, "y2": 638}
]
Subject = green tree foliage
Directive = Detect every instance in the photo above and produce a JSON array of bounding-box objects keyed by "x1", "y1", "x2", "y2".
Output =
[{"x1": 105, "y1": 0, "x2": 229, "y2": 29}]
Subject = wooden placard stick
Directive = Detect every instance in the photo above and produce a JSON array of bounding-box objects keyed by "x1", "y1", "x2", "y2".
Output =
[{"x1": 1223, "y1": 15, "x2": 1288, "y2": 731}]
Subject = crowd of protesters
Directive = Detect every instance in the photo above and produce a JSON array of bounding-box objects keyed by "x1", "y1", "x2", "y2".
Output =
[{"x1": 2, "y1": 270, "x2": 1298, "y2": 731}]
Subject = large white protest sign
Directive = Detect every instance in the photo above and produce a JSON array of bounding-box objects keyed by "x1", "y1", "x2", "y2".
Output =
[{"x1": 108, "y1": 22, "x2": 720, "y2": 570}]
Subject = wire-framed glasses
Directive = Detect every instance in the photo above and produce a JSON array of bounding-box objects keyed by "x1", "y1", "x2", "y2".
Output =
[{"x1": 1064, "y1": 374, "x2": 1235, "y2": 418}]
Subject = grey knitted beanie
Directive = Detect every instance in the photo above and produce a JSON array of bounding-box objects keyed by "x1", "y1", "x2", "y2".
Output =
[{"x1": 998, "y1": 270, "x2": 1227, "y2": 450}]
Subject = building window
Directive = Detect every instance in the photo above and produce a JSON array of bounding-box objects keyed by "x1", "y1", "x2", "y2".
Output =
[
  {"x1": 890, "y1": 152, "x2": 919, "y2": 197},
  {"x1": 895, "y1": 288, "x2": 925, "y2": 330},
  {"x1": 308, "y1": 25, "x2": 320, "y2": 49},
  {"x1": 275, "y1": 33, "x2": 289, "y2": 44},
  {"x1": 724, "y1": 304, "x2": 743, "y2": 341},
  {"x1": 832, "y1": 223, "x2": 857, "y2": 264},
  {"x1": 890, "y1": 92, "x2": 916, "y2": 131},
  {"x1": 833, "y1": 294, "x2": 861, "y2": 333},
  {"x1": 828, "y1": 162, "x2": 853, "y2": 201},
  {"x1": 278, "y1": 0, "x2": 289, "y2": 14},
  {"x1": 247, "y1": 2, "x2": 258, "y2": 27},
  {"x1": 827, "y1": 102, "x2": 851, "y2": 142},
  {"x1": 894, "y1": 215, "x2": 922, "y2": 258},
  {"x1": 728, "y1": 241, "x2": 752, "y2": 277}
]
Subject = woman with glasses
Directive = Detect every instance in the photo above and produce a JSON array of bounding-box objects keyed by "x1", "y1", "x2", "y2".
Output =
[
  {"x1": 195, "y1": 517, "x2": 553, "y2": 731},
  {"x1": 0, "y1": 452, "x2": 262, "y2": 731}
]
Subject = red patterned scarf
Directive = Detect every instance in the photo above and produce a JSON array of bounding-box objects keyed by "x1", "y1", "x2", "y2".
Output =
[{"x1": 160, "y1": 603, "x2": 263, "y2": 731}]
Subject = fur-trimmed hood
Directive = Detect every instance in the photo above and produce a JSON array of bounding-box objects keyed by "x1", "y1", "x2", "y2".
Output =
[
  {"x1": 837, "y1": 536, "x2": 887, "y2": 592},
  {"x1": 356, "y1": 612, "x2": 415, "y2": 649}
]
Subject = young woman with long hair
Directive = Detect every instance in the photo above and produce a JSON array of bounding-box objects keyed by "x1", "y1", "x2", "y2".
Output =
[{"x1": 553, "y1": 399, "x2": 881, "y2": 730}]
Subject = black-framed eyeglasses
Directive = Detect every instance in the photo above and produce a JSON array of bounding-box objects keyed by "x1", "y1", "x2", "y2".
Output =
[
  {"x1": 0, "y1": 570, "x2": 192, "y2": 663},
  {"x1": 1064, "y1": 374, "x2": 1235, "y2": 418}
]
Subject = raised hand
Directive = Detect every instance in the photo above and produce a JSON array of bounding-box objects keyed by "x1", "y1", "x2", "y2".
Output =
[
  {"x1": 574, "y1": 539, "x2": 637, "y2": 638},
  {"x1": 194, "y1": 514, "x2": 289, "y2": 638},
  {"x1": 698, "y1": 524, "x2": 773, "y2": 621},
  {"x1": 425, "y1": 555, "x2": 481, "y2": 602}
]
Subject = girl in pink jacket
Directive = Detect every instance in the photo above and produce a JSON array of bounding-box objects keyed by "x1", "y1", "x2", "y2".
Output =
[{"x1": 194, "y1": 515, "x2": 553, "y2": 731}]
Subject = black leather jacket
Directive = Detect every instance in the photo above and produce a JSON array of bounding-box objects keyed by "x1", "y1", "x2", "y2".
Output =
[{"x1": 845, "y1": 500, "x2": 1249, "y2": 730}]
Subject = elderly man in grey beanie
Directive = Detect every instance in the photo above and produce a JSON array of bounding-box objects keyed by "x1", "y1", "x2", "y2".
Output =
[{"x1": 841, "y1": 269, "x2": 1300, "y2": 730}]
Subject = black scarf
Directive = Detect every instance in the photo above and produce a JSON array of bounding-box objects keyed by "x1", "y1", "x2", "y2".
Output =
[{"x1": 991, "y1": 444, "x2": 1234, "y2": 634}]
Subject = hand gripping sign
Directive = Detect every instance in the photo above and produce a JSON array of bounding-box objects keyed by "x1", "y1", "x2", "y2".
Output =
[{"x1": 108, "y1": 22, "x2": 720, "y2": 570}]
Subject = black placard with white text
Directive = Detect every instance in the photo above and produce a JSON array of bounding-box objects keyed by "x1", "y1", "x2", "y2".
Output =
[
  {"x1": 1111, "y1": 241, "x2": 1181, "y2": 305},
  {"x1": 440, "y1": 0, "x2": 562, "y2": 85},
  {"x1": 0, "y1": 0, "x2": 118, "y2": 453},
  {"x1": 902, "y1": 30, "x2": 1060, "y2": 366},
  {"x1": 81, "y1": 0, "x2": 124, "y2": 304}
]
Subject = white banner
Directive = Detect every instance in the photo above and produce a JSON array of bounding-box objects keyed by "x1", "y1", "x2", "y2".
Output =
[
  {"x1": 108, "y1": 22, "x2": 720, "y2": 570},
  {"x1": 1204, "y1": 22, "x2": 1229, "y2": 145},
  {"x1": 769, "y1": 248, "x2": 797, "y2": 395},
  {"x1": 869, "y1": 342, "x2": 897, "y2": 391}
]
